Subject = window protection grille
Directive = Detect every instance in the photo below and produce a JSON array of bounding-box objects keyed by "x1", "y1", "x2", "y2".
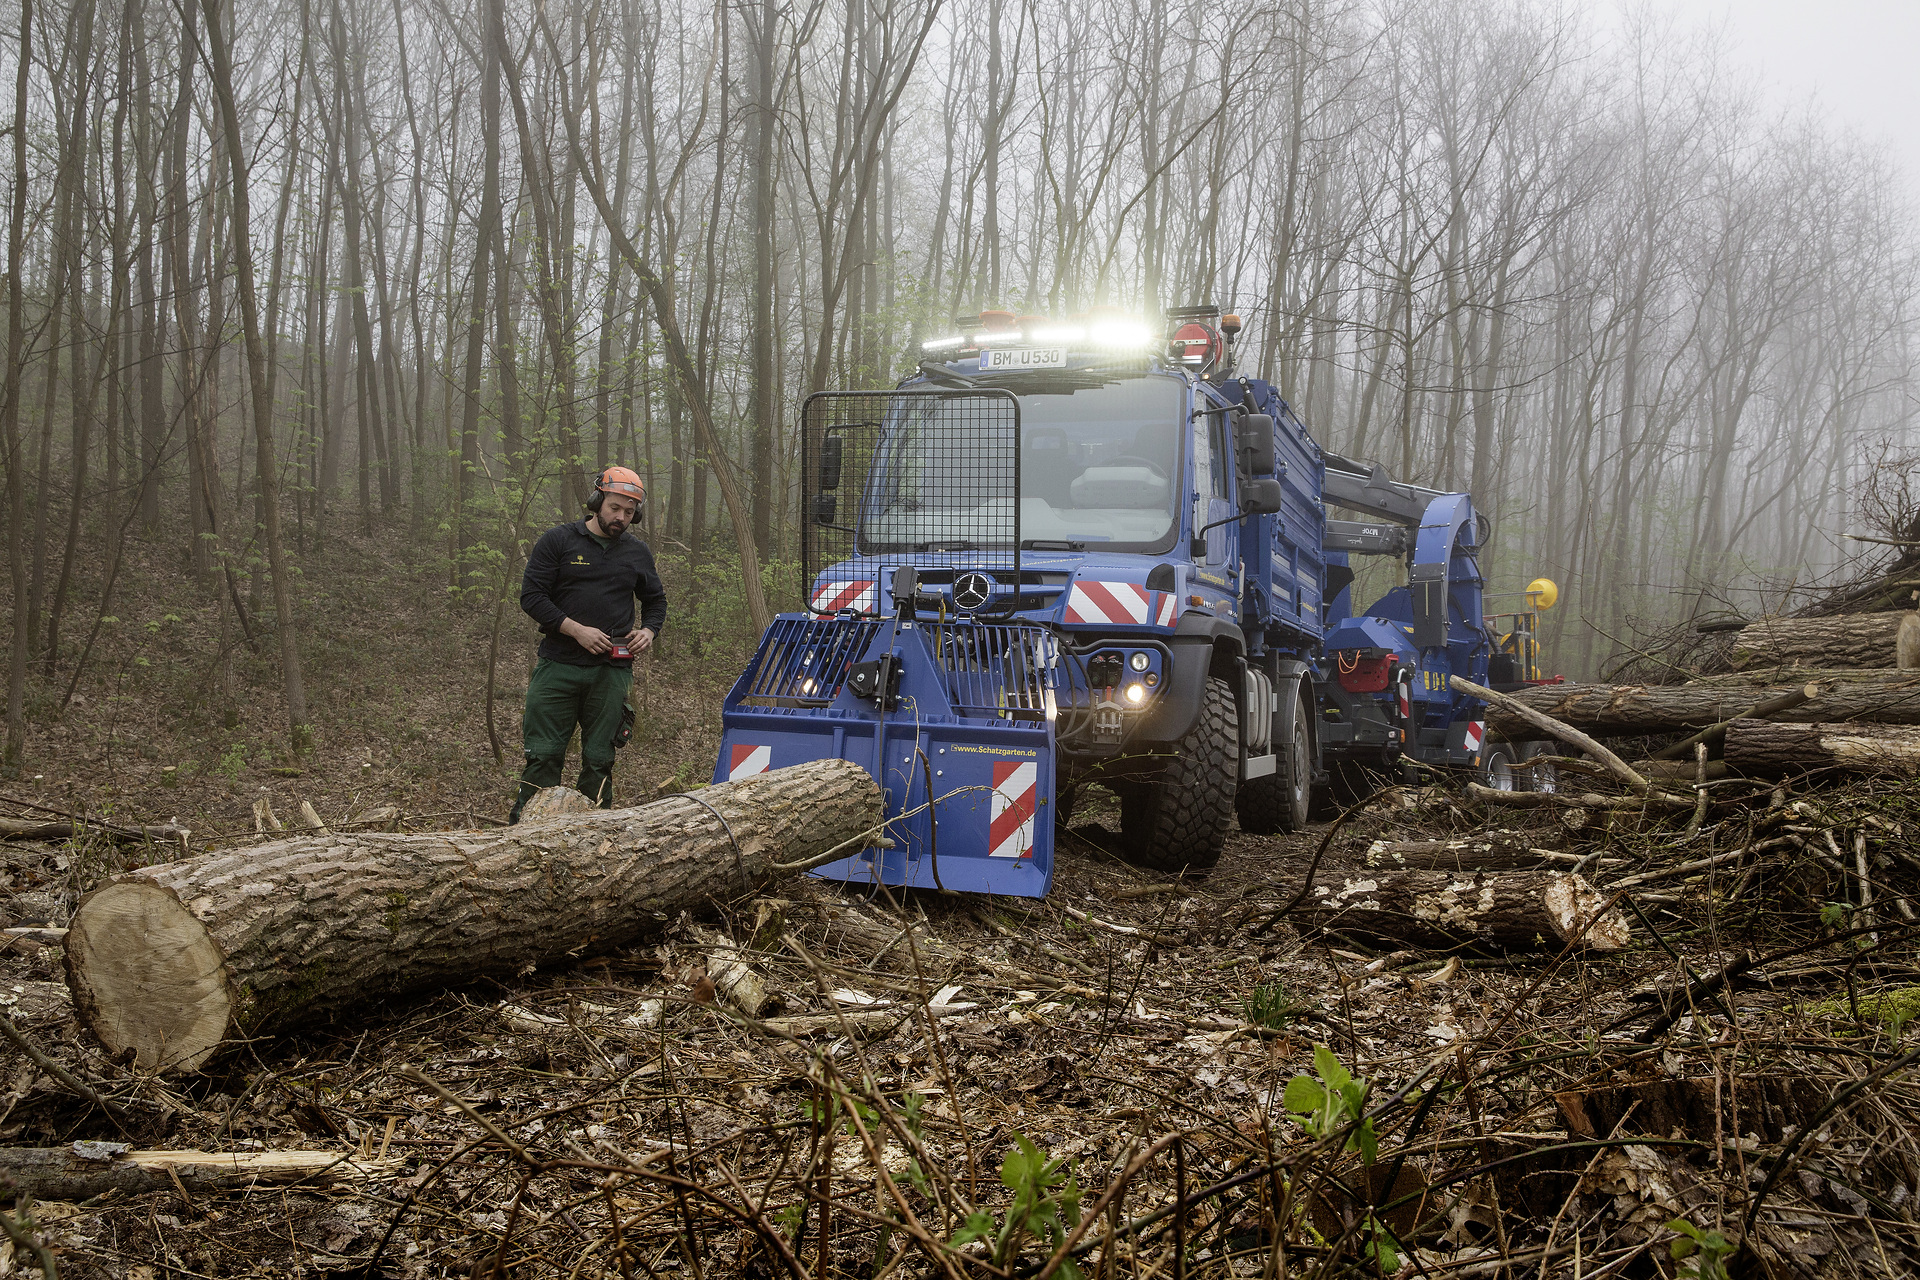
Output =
[{"x1": 801, "y1": 389, "x2": 1021, "y2": 614}]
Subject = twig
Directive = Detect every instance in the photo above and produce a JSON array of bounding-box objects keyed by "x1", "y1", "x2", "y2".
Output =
[{"x1": 0, "y1": 1009, "x2": 127, "y2": 1132}]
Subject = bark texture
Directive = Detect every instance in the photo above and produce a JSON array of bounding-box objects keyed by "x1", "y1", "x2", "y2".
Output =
[
  {"x1": 0, "y1": 1146, "x2": 401, "y2": 1200},
  {"x1": 1729, "y1": 612, "x2": 1920, "y2": 670},
  {"x1": 65, "y1": 759, "x2": 881, "y2": 1071},
  {"x1": 1294, "y1": 870, "x2": 1630, "y2": 951},
  {"x1": 1486, "y1": 680, "x2": 1920, "y2": 737},
  {"x1": 1723, "y1": 719, "x2": 1920, "y2": 777},
  {"x1": 1362, "y1": 837, "x2": 1557, "y2": 873}
]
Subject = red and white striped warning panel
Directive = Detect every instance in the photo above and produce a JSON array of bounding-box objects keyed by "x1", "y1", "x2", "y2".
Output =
[
  {"x1": 988, "y1": 760, "x2": 1038, "y2": 859},
  {"x1": 809, "y1": 580, "x2": 876, "y2": 613},
  {"x1": 1062, "y1": 581, "x2": 1177, "y2": 628},
  {"x1": 726, "y1": 743, "x2": 772, "y2": 781},
  {"x1": 1461, "y1": 721, "x2": 1485, "y2": 753}
]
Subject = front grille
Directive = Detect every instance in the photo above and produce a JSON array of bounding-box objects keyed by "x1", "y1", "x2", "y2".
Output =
[
  {"x1": 738, "y1": 618, "x2": 879, "y2": 708},
  {"x1": 919, "y1": 623, "x2": 1055, "y2": 720}
]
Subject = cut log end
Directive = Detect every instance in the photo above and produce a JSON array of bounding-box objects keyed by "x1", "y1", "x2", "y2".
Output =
[
  {"x1": 64, "y1": 882, "x2": 231, "y2": 1073},
  {"x1": 1542, "y1": 874, "x2": 1631, "y2": 950}
]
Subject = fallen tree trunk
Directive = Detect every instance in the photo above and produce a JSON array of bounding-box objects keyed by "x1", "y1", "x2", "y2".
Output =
[
  {"x1": 65, "y1": 759, "x2": 882, "y2": 1072},
  {"x1": 1294, "y1": 869, "x2": 1630, "y2": 951},
  {"x1": 1485, "y1": 680, "x2": 1920, "y2": 737},
  {"x1": 1730, "y1": 612, "x2": 1920, "y2": 670},
  {"x1": 0, "y1": 1145, "x2": 401, "y2": 1199},
  {"x1": 1687, "y1": 667, "x2": 1920, "y2": 689},
  {"x1": 1724, "y1": 719, "x2": 1920, "y2": 777},
  {"x1": 1363, "y1": 837, "x2": 1558, "y2": 872}
]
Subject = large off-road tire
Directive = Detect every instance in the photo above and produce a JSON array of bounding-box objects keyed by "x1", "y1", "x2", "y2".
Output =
[
  {"x1": 1237, "y1": 682, "x2": 1312, "y2": 834},
  {"x1": 1119, "y1": 676, "x2": 1237, "y2": 873}
]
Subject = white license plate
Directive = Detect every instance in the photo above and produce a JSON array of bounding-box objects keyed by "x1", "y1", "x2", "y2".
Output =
[{"x1": 980, "y1": 346, "x2": 1067, "y2": 371}]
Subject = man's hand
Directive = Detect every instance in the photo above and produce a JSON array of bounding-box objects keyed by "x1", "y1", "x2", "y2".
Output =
[
  {"x1": 628, "y1": 627, "x2": 656, "y2": 653},
  {"x1": 560, "y1": 618, "x2": 615, "y2": 655}
]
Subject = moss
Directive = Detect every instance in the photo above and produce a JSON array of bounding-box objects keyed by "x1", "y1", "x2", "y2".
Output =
[{"x1": 1808, "y1": 985, "x2": 1920, "y2": 1033}]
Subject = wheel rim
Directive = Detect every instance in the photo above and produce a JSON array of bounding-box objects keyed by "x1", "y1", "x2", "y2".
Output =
[
  {"x1": 1486, "y1": 756, "x2": 1515, "y2": 791},
  {"x1": 1532, "y1": 760, "x2": 1559, "y2": 794}
]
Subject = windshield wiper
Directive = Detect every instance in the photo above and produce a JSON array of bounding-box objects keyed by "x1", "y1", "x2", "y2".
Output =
[{"x1": 1021, "y1": 539, "x2": 1084, "y2": 551}]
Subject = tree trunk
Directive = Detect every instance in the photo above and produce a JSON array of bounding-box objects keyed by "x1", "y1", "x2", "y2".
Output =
[
  {"x1": 1485, "y1": 679, "x2": 1920, "y2": 737},
  {"x1": 1724, "y1": 719, "x2": 1920, "y2": 777},
  {"x1": 1730, "y1": 612, "x2": 1920, "y2": 671},
  {"x1": 1291, "y1": 869, "x2": 1630, "y2": 952},
  {"x1": 65, "y1": 759, "x2": 881, "y2": 1072}
]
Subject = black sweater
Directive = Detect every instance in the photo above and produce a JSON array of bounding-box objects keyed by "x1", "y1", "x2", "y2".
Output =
[{"x1": 520, "y1": 520, "x2": 669, "y2": 666}]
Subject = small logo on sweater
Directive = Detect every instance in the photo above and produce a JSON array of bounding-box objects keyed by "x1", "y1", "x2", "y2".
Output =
[{"x1": 570, "y1": 554, "x2": 590, "y2": 565}]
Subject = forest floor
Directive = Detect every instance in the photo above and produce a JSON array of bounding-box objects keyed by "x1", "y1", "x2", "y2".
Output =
[{"x1": 0, "y1": 520, "x2": 1917, "y2": 1277}]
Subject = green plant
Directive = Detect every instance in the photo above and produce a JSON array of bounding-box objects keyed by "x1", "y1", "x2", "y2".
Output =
[
  {"x1": 1360, "y1": 1211, "x2": 1402, "y2": 1273},
  {"x1": 1283, "y1": 1044, "x2": 1378, "y2": 1162},
  {"x1": 1244, "y1": 981, "x2": 1304, "y2": 1029},
  {"x1": 1821, "y1": 901, "x2": 1851, "y2": 929},
  {"x1": 1665, "y1": 1217, "x2": 1735, "y2": 1280},
  {"x1": 217, "y1": 741, "x2": 249, "y2": 786},
  {"x1": 950, "y1": 1132, "x2": 1084, "y2": 1276}
]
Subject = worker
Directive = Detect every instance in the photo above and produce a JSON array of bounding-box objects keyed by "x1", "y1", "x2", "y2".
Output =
[{"x1": 511, "y1": 466, "x2": 668, "y2": 822}]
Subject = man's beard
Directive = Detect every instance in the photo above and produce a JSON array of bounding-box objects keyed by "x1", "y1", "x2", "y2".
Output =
[{"x1": 600, "y1": 512, "x2": 628, "y2": 536}]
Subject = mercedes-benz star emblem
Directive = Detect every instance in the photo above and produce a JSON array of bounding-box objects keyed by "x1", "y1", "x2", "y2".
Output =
[{"x1": 952, "y1": 572, "x2": 992, "y2": 611}]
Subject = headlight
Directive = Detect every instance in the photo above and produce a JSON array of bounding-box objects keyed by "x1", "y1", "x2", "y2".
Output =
[
  {"x1": 1125, "y1": 684, "x2": 1146, "y2": 704},
  {"x1": 1128, "y1": 652, "x2": 1149, "y2": 672}
]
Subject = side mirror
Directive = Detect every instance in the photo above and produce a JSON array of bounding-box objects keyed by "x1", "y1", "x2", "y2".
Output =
[
  {"x1": 1241, "y1": 478, "x2": 1283, "y2": 515},
  {"x1": 818, "y1": 434, "x2": 844, "y2": 491},
  {"x1": 809, "y1": 493, "x2": 838, "y2": 525},
  {"x1": 1236, "y1": 413, "x2": 1276, "y2": 475}
]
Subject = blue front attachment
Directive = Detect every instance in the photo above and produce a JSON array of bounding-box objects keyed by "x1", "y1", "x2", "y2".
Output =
[{"x1": 714, "y1": 613, "x2": 1058, "y2": 898}]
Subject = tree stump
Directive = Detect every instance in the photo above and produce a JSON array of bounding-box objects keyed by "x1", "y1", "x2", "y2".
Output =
[
  {"x1": 64, "y1": 759, "x2": 881, "y2": 1072},
  {"x1": 1294, "y1": 870, "x2": 1630, "y2": 951},
  {"x1": 519, "y1": 786, "x2": 598, "y2": 822},
  {"x1": 1730, "y1": 612, "x2": 1920, "y2": 670},
  {"x1": 1724, "y1": 718, "x2": 1920, "y2": 777}
]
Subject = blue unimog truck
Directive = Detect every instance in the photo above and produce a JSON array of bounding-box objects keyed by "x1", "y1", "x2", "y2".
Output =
[{"x1": 713, "y1": 308, "x2": 1542, "y2": 898}]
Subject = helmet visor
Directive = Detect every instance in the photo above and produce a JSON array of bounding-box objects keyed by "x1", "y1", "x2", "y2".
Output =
[{"x1": 599, "y1": 479, "x2": 646, "y2": 501}]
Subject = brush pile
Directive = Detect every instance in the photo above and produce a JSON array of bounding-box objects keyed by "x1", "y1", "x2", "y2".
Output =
[{"x1": 0, "y1": 733, "x2": 1915, "y2": 1279}]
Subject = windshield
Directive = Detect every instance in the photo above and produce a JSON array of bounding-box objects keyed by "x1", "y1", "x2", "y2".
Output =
[{"x1": 858, "y1": 376, "x2": 1184, "y2": 554}]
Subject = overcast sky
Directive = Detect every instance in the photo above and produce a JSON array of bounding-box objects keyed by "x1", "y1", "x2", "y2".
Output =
[{"x1": 1622, "y1": 1, "x2": 1920, "y2": 198}]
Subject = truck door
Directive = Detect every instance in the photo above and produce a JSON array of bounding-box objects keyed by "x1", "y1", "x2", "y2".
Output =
[{"x1": 1193, "y1": 409, "x2": 1235, "y2": 568}]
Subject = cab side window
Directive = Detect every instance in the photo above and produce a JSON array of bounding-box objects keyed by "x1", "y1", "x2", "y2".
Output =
[{"x1": 1208, "y1": 417, "x2": 1231, "y2": 501}]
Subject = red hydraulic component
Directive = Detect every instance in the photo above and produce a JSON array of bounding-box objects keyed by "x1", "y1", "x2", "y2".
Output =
[{"x1": 1335, "y1": 651, "x2": 1393, "y2": 694}]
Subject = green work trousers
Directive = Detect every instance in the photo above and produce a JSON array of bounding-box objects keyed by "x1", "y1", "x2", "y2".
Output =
[{"x1": 511, "y1": 659, "x2": 633, "y2": 821}]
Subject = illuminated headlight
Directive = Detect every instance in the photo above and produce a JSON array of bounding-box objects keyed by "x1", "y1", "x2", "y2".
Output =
[
  {"x1": 920, "y1": 335, "x2": 965, "y2": 352},
  {"x1": 1088, "y1": 319, "x2": 1154, "y2": 348},
  {"x1": 1028, "y1": 324, "x2": 1087, "y2": 344},
  {"x1": 801, "y1": 678, "x2": 817, "y2": 695},
  {"x1": 974, "y1": 330, "x2": 1023, "y2": 345},
  {"x1": 1125, "y1": 684, "x2": 1146, "y2": 704},
  {"x1": 1128, "y1": 652, "x2": 1149, "y2": 672}
]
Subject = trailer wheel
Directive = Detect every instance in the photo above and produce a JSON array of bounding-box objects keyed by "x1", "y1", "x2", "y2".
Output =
[
  {"x1": 1519, "y1": 741, "x2": 1560, "y2": 794},
  {"x1": 1120, "y1": 676, "x2": 1236, "y2": 873},
  {"x1": 1478, "y1": 744, "x2": 1517, "y2": 791},
  {"x1": 1237, "y1": 685, "x2": 1311, "y2": 834}
]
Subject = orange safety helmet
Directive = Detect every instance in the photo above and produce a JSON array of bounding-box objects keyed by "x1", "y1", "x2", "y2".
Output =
[{"x1": 595, "y1": 465, "x2": 646, "y2": 502}]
